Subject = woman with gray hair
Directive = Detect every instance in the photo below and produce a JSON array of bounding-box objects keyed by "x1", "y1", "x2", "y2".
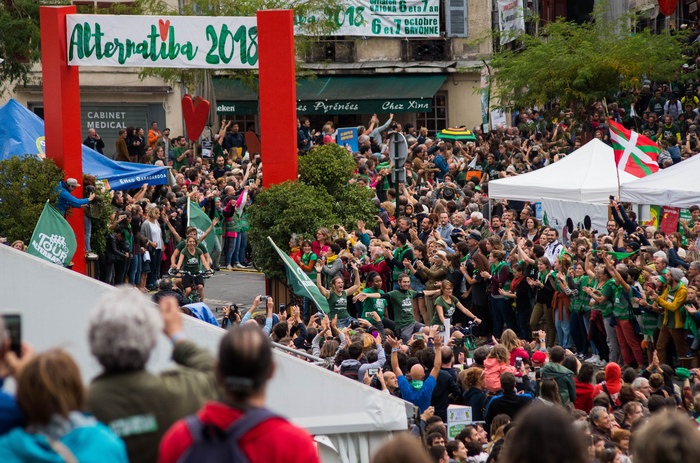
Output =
[{"x1": 86, "y1": 287, "x2": 218, "y2": 463}]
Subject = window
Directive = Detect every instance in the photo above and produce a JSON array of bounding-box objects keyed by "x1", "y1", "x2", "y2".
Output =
[
  {"x1": 303, "y1": 37, "x2": 356, "y2": 63},
  {"x1": 415, "y1": 92, "x2": 447, "y2": 135},
  {"x1": 402, "y1": 39, "x2": 450, "y2": 61}
]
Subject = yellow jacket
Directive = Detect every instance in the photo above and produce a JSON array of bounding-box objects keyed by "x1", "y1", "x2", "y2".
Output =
[{"x1": 655, "y1": 284, "x2": 688, "y2": 329}]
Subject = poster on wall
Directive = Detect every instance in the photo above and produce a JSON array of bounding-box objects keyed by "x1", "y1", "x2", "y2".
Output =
[
  {"x1": 294, "y1": 0, "x2": 440, "y2": 37},
  {"x1": 67, "y1": 15, "x2": 258, "y2": 69},
  {"x1": 497, "y1": 0, "x2": 525, "y2": 44}
]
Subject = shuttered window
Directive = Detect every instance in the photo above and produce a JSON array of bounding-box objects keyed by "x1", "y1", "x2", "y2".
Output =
[{"x1": 446, "y1": 0, "x2": 468, "y2": 37}]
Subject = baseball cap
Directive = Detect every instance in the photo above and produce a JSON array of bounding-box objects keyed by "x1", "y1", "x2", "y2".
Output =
[
  {"x1": 467, "y1": 230, "x2": 482, "y2": 241},
  {"x1": 66, "y1": 178, "x2": 81, "y2": 187},
  {"x1": 532, "y1": 351, "x2": 547, "y2": 366}
]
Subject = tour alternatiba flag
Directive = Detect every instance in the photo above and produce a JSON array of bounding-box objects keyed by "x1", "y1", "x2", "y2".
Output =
[
  {"x1": 187, "y1": 200, "x2": 218, "y2": 255},
  {"x1": 268, "y1": 237, "x2": 330, "y2": 314},
  {"x1": 27, "y1": 202, "x2": 77, "y2": 267},
  {"x1": 607, "y1": 120, "x2": 660, "y2": 178}
]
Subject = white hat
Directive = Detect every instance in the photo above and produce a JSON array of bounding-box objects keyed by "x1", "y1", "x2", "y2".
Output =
[{"x1": 66, "y1": 178, "x2": 81, "y2": 187}]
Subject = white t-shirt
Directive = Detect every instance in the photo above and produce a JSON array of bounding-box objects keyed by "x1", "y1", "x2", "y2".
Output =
[{"x1": 147, "y1": 221, "x2": 163, "y2": 250}]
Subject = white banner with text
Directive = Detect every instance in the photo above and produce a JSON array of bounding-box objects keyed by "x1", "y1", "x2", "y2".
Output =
[
  {"x1": 294, "y1": 0, "x2": 440, "y2": 37},
  {"x1": 66, "y1": 15, "x2": 258, "y2": 68}
]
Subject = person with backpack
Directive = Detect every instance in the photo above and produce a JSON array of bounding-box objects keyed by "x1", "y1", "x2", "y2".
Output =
[{"x1": 158, "y1": 323, "x2": 319, "y2": 463}]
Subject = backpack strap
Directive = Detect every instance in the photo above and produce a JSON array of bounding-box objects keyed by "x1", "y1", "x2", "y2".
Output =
[
  {"x1": 184, "y1": 415, "x2": 205, "y2": 444},
  {"x1": 224, "y1": 407, "x2": 281, "y2": 463}
]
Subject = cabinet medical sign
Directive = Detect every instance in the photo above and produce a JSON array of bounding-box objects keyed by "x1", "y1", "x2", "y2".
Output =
[
  {"x1": 294, "y1": 0, "x2": 440, "y2": 37},
  {"x1": 66, "y1": 15, "x2": 258, "y2": 68}
]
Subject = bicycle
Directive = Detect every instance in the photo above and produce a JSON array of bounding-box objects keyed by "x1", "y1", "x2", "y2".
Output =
[
  {"x1": 452, "y1": 320, "x2": 479, "y2": 355},
  {"x1": 168, "y1": 268, "x2": 214, "y2": 303}
]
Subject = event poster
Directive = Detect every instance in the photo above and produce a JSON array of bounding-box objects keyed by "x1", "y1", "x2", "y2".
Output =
[
  {"x1": 336, "y1": 127, "x2": 359, "y2": 152},
  {"x1": 294, "y1": 0, "x2": 440, "y2": 37},
  {"x1": 660, "y1": 206, "x2": 680, "y2": 236},
  {"x1": 497, "y1": 0, "x2": 525, "y2": 44}
]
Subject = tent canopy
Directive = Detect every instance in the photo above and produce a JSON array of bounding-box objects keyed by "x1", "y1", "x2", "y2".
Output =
[
  {"x1": 0, "y1": 99, "x2": 169, "y2": 190},
  {"x1": 620, "y1": 154, "x2": 700, "y2": 208},
  {"x1": 488, "y1": 139, "x2": 637, "y2": 204}
]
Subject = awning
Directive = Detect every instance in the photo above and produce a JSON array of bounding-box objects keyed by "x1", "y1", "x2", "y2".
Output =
[{"x1": 214, "y1": 74, "x2": 447, "y2": 115}]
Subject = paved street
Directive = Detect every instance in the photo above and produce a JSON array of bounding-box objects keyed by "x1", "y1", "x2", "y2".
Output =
[{"x1": 203, "y1": 268, "x2": 266, "y2": 314}]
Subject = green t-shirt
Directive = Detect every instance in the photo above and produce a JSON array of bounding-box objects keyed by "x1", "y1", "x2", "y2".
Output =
[
  {"x1": 301, "y1": 252, "x2": 318, "y2": 279},
  {"x1": 570, "y1": 275, "x2": 592, "y2": 313},
  {"x1": 327, "y1": 290, "x2": 350, "y2": 320},
  {"x1": 611, "y1": 285, "x2": 633, "y2": 321},
  {"x1": 361, "y1": 288, "x2": 387, "y2": 322},
  {"x1": 181, "y1": 246, "x2": 203, "y2": 274},
  {"x1": 387, "y1": 289, "x2": 417, "y2": 329},
  {"x1": 599, "y1": 279, "x2": 616, "y2": 318},
  {"x1": 173, "y1": 147, "x2": 188, "y2": 172},
  {"x1": 431, "y1": 295, "x2": 458, "y2": 325}
]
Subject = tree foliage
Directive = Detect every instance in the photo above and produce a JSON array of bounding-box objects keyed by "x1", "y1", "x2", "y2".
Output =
[
  {"x1": 249, "y1": 143, "x2": 376, "y2": 280},
  {"x1": 248, "y1": 181, "x2": 336, "y2": 280},
  {"x1": 0, "y1": 0, "x2": 42, "y2": 94},
  {"x1": 489, "y1": 12, "x2": 689, "y2": 110},
  {"x1": 0, "y1": 157, "x2": 63, "y2": 242}
]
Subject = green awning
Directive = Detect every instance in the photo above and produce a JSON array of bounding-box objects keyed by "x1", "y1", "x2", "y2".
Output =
[{"x1": 214, "y1": 75, "x2": 447, "y2": 115}]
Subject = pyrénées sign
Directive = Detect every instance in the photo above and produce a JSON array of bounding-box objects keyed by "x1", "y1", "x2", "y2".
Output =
[{"x1": 66, "y1": 15, "x2": 258, "y2": 69}]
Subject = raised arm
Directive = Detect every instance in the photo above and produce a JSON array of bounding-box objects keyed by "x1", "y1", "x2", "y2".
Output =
[
  {"x1": 315, "y1": 264, "x2": 331, "y2": 298},
  {"x1": 344, "y1": 262, "x2": 362, "y2": 294},
  {"x1": 387, "y1": 335, "x2": 403, "y2": 377},
  {"x1": 430, "y1": 335, "x2": 443, "y2": 380}
]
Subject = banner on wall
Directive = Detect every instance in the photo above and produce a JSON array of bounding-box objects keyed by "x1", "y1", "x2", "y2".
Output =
[
  {"x1": 66, "y1": 15, "x2": 258, "y2": 68},
  {"x1": 294, "y1": 0, "x2": 440, "y2": 37},
  {"x1": 497, "y1": 0, "x2": 525, "y2": 44}
]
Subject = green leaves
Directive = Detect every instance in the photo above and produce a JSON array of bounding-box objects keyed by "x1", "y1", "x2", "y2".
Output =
[
  {"x1": 0, "y1": 157, "x2": 63, "y2": 242},
  {"x1": 490, "y1": 12, "x2": 688, "y2": 110},
  {"x1": 0, "y1": 0, "x2": 41, "y2": 94},
  {"x1": 249, "y1": 143, "x2": 375, "y2": 280}
]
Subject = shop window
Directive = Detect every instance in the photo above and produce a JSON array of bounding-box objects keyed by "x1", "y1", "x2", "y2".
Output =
[
  {"x1": 304, "y1": 37, "x2": 356, "y2": 63},
  {"x1": 415, "y1": 92, "x2": 447, "y2": 136}
]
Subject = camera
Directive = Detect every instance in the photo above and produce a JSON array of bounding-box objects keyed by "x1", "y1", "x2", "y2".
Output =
[
  {"x1": 85, "y1": 185, "x2": 96, "y2": 194},
  {"x1": 368, "y1": 368, "x2": 379, "y2": 376},
  {"x1": 415, "y1": 334, "x2": 424, "y2": 340},
  {"x1": 453, "y1": 337, "x2": 465, "y2": 348},
  {"x1": 230, "y1": 304, "x2": 239, "y2": 315},
  {"x1": 260, "y1": 295, "x2": 269, "y2": 302},
  {"x1": 515, "y1": 357, "x2": 523, "y2": 369}
]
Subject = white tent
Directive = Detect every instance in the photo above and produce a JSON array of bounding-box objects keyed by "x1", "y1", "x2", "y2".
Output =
[
  {"x1": 488, "y1": 139, "x2": 637, "y2": 204},
  {"x1": 620, "y1": 154, "x2": 700, "y2": 208}
]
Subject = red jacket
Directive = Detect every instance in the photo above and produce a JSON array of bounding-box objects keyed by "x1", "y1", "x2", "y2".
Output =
[
  {"x1": 360, "y1": 259, "x2": 391, "y2": 292},
  {"x1": 574, "y1": 379, "x2": 595, "y2": 413},
  {"x1": 159, "y1": 402, "x2": 319, "y2": 463}
]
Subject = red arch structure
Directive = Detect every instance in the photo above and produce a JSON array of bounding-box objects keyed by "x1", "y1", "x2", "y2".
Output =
[{"x1": 40, "y1": 6, "x2": 297, "y2": 273}]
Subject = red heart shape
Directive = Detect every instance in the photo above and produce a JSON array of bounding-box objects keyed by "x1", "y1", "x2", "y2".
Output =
[
  {"x1": 181, "y1": 95, "x2": 210, "y2": 142},
  {"x1": 158, "y1": 19, "x2": 170, "y2": 42}
]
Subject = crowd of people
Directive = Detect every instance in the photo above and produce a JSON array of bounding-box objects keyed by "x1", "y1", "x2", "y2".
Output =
[{"x1": 6, "y1": 71, "x2": 700, "y2": 461}]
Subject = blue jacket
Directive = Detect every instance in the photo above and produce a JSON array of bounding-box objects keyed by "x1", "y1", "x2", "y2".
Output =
[
  {"x1": 0, "y1": 380, "x2": 23, "y2": 436},
  {"x1": 433, "y1": 154, "x2": 449, "y2": 180},
  {"x1": 0, "y1": 419, "x2": 127, "y2": 463},
  {"x1": 55, "y1": 181, "x2": 89, "y2": 215},
  {"x1": 398, "y1": 375, "x2": 437, "y2": 412}
]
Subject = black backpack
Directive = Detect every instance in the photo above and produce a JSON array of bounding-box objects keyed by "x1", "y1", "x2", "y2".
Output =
[{"x1": 177, "y1": 407, "x2": 281, "y2": 463}]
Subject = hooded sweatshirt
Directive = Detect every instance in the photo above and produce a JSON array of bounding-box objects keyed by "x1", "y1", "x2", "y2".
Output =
[
  {"x1": 540, "y1": 362, "x2": 576, "y2": 405},
  {"x1": 574, "y1": 379, "x2": 595, "y2": 413},
  {"x1": 592, "y1": 362, "x2": 622, "y2": 407}
]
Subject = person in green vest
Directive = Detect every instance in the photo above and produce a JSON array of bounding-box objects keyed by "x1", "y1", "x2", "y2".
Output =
[
  {"x1": 584, "y1": 264, "x2": 620, "y2": 365},
  {"x1": 315, "y1": 260, "x2": 361, "y2": 328},
  {"x1": 355, "y1": 273, "x2": 423, "y2": 342},
  {"x1": 569, "y1": 262, "x2": 593, "y2": 360},
  {"x1": 604, "y1": 255, "x2": 645, "y2": 367},
  {"x1": 383, "y1": 232, "x2": 414, "y2": 290}
]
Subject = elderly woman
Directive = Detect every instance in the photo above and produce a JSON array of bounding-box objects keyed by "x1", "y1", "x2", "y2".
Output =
[
  {"x1": 86, "y1": 287, "x2": 218, "y2": 463},
  {"x1": 0, "y1": 349, "x2": 128, "y2": 462}
]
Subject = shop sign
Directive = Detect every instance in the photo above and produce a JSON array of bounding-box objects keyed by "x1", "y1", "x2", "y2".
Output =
[
  {"x1": 294, "y1": 0, "x2": 440, "y2": 37},
  {"x1": 297, "y1": 98, "x2": 433, "y2": 114},
  {"x1": 67, "y1": 15, "x2": 258, "y2": 69},
  {"x1": 216, "y1": 101, "x2": 259, "y2": 115}
]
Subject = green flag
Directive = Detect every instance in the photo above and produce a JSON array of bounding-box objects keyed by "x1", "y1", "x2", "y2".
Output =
[
  {"x1": 27, "y1": 202, "x2": 77, "y2": 267},
  {"x1": 591, "y1": 249, "x2": 639, "y2": 260},
  {"x1": 187, "y1": 200, "x2": 217, "y2": 255},
  {"x1": 268, "y1": 237, "x2": 330, "y2": 314}
]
